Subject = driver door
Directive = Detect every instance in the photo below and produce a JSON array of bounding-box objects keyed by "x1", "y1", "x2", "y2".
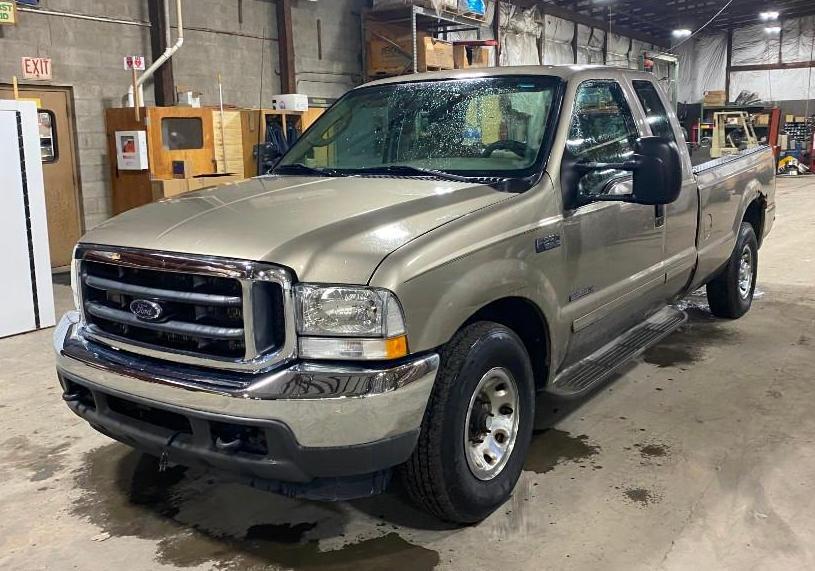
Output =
[{"x1": 559, "y1": 80, "x2": 667, "y2": 365}]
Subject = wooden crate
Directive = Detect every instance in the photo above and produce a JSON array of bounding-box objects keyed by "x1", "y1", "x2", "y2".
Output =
[
  {"x1": 367, "y1": 23, "x2": 454, "y2": 77},
  {"x1": 213, "y1": 110, "x2": 245, "y2": 177}
]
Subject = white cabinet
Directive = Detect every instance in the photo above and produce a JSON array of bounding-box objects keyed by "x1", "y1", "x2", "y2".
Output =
[{"x1": 0, "y1": 100, "x2": 55, "y2": 338}]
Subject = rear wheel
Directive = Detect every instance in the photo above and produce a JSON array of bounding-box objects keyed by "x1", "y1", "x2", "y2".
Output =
[
  {"x1": 400, "y1": 322, "x2": 535, "y2": 524},
  {"x1": 707, "y1": 222, "x2": 758, "y2": 319}
]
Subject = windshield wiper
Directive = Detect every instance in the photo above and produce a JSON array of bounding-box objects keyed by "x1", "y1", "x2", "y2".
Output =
[
  {"x1": 273, "y1": 163, "x2": 341, "y2": 177},
  {"x1": 348, "y1": 165, "x2": 476, "y2": 184}
]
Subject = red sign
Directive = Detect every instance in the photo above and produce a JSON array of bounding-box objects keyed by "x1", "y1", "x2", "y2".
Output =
[
  {"x1": 21, "y1": 57, "x2": 52, "y2": 80},
  {"x1": 123, "y1": 56, "x2": 146, "y2": 71}
]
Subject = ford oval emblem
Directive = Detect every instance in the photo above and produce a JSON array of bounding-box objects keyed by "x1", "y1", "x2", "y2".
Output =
[{"x1": 130, "y1": 299, "x2": 164, "y2": 321}]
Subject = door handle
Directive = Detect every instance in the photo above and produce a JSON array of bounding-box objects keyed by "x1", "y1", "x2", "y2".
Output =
[{"x1": 655, "y1": 204, "x2": 665, "y2": 228}]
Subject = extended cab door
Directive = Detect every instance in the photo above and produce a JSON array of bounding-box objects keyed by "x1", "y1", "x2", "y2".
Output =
[
  {"x1": 628, "y1": 78, "x2": 698, "y2": 296},
  {"x1": 558, "y1": 79, "x2": 667, "y2": 365}
]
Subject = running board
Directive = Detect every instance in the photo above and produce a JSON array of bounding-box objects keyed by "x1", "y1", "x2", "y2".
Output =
[{"x1": 546, "y1": 306, "x2": 687, "y2": 399}]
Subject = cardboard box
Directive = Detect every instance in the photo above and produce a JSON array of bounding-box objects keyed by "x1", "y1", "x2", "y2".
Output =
[
  {"x1": 785, "y1": 114, "x2": 795, "y2": 123},
  {"x1": 271, "y1": 94, "x2": 309, "y2": 112},
  {"x1": 367, "y1": 29, "x2": 454, "y2": 76},
  {"x1": 421, "y1": 36, "x2": 454, "y2": 70},
  {"x1": 703, "y1": 90, "x2": 726, "y2": 105},
  {"x1": 152, "y1": 174, "x2": 243, "y2": 200},
  {"x1": 754, "y1": 114, "x2": 769, "y2": 127},
  {"x1": 454, "y1": 45, "x2": 470, "y2": 69},
  {"x1": 470, "y1": 46, "x2": 491, "y2": 68}
]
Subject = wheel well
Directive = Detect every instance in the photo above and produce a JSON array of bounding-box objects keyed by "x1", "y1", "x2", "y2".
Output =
[
  {"x1": 464, "y1": 297, "x2": 550, "y2": 390},
  {"x1": 744, "y1": 196, "x2": 766, "y2": 247}
]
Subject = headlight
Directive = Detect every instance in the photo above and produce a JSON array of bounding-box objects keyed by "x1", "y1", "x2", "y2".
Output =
[{"x1": 295, "y1": 285, "x2": 408, "y2": 360}]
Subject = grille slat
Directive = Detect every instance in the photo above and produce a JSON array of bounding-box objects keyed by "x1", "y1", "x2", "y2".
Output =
[
  {"x1": 85, "y1": 302, "x2": 245, "y2": 340},
  {"x1": 85, "y1": 275, "x2": 242, "y2": 306}
]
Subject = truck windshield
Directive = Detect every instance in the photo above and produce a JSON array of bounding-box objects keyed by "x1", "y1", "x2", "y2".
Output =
[{"x1": 276, "y1": 76, "x2": 560, "y2": 180}]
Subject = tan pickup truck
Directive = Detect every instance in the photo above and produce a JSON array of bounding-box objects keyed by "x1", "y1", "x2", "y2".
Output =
[{"x1": 55, "y1": 66, "x2": 775, "y2": 523}]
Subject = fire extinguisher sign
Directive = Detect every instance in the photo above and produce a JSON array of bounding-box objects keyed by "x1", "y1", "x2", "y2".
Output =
[{"x1": 123, "y1": 56, "x2": 147, "y2": 71}]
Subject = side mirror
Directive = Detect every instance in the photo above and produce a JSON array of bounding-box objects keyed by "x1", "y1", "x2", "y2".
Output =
[{"x1": 575, "y1": 136, "x2": 682, "y2": 206}]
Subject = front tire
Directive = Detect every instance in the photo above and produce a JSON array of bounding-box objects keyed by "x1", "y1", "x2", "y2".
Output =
[
  {"x1": 400, "y1": 322, "x2": 535, "y2": 524},
  {"x1": 707, "y1": 222, "x2": 758, "y2": 319}
]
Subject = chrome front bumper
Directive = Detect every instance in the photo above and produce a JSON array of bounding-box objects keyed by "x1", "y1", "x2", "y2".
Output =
[{"x1": 54, "y1": 312, "x2": 439, "y2": 449}]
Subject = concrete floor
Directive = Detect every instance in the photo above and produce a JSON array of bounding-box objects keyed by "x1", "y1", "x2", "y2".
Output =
[{"x1": 2, "y1": 177, "x2": 814, "y2": 571}]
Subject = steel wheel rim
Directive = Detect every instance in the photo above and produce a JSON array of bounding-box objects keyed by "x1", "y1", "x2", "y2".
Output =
[
  {"x1": 738, "y1": 245, "x2": 754, "y2": 299},
  {"x1": 464, "y1": 367, "x2": 520, "y2": 481}
]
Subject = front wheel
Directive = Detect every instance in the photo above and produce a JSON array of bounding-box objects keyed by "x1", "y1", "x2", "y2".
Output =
[
  {"x1": 400, "y1": 322, "x2": 535, "y2": 524},
  {"x1": 706, "y1": 222, "x2": 758, "y2": 319}
]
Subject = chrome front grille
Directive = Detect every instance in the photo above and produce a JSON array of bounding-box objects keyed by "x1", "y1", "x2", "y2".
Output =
[{"x1": 76, "y1": 247, "x2": 296, "y2": 372}]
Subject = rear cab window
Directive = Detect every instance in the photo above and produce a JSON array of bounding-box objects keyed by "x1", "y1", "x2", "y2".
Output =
[{"x1": 631, "y1": 80, "x2": 676, "y2": 143}]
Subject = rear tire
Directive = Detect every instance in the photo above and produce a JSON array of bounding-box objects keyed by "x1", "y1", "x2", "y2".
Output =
[
  {"x1": 400, "y1": 322, "x2": 535, "y2": 524},
  {"x1": 706, "y1": 222, "x2": 758, "y2": 319}
]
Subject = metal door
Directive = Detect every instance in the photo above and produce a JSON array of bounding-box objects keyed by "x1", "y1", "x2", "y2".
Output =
[{"x1": 0, "y1": 86, "x2": 83, "y2": 269}]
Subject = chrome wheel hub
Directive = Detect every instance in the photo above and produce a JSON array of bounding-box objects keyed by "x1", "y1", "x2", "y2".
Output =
[
  {"x1": 738, "y1": 246, "x2": 754, "y2": 299},
  {"x1": 464, "y1": 367, "x2": 520, "y2": 481}
]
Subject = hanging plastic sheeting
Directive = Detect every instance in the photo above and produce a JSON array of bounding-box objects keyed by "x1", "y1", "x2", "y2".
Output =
[
  {"x1": 542, "y1": 15, "x2": 574, "y2": 65},
  {"x1": 607, "y1": 33, "x2": 632, "y2": 67},
  {"x1": 498, "y1": 3, "x2": 542, "y2": 66},
  {"x1": 781, "y1": 15, "x2": 815, "y2": 63},
  {"x1": 730, "y1": 68, "x2": 815, "y2": 102},
  {"x1": 731, "y1": 24, "x2": 781, "y2": 65},
  {"x1": 576, "y1": 24, "x2": 604, "y2": 64},
  {"x1": 675, "y1": 32, "x2": 727, "y2": 103}
]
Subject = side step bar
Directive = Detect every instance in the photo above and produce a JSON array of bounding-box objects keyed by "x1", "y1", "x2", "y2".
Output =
[{"x1": 547, "y1": 306, "x2": 687, "y2": 399}]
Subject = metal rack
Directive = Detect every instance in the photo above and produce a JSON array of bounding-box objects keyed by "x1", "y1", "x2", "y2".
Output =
[{"x1": 363, "y1": 4, "x2": 487, "y2": 79}]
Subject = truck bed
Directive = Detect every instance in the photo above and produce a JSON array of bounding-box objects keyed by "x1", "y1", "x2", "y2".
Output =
[{"x1": 690, "y1": 145, "x2": 776, "y2": 290}]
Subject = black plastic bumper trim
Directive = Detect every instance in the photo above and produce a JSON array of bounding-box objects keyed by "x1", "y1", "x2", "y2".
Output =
[{"x1": 60, "y1": 372, "x2": 419, "y2": 484}]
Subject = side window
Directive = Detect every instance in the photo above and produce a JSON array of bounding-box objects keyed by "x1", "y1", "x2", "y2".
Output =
[
  {"x1": 567, "y1": 81, "x2": 639, "y2": 197},
  {"x1": 38, "y1": 110, "x2": 58, "y2": 163},
  {"x1": 632, "y1": 80, "x2": 676, "y2": 143}
]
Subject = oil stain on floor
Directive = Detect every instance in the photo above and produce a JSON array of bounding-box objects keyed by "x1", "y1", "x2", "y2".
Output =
[
  {"x1": 524, "y1": 429, "x2": 601, "y2": 474},
  {"x1": 0, "y1": 435, "x2": 71, "y2": 483},
  {"x1": 623, "y1": 488, "x2": 661, "y2": 507},
  {"x1": 70, "y1": 444, "x2": 440, "y2": 570}
]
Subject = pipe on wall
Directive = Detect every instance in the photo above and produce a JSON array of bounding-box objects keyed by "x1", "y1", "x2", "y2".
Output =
[{"x1": 128, "y1": 0, "x2": 184, "y2": 107}]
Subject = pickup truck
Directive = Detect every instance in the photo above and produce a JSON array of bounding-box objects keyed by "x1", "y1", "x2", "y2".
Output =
[{"x1": 55, "y1": 66, "x2": 775, "y2": 524}]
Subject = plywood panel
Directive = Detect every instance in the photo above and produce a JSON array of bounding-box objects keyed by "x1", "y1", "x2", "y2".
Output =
[
  {"x1": 105, "y1": 107, "x2": 152, "y2": 215},
  {"x1": 213, "y1": 110, "x2": 245, "y2": 177},
  {"x1": 146, "y1": 107, "x2": 216, "y2": 180}
]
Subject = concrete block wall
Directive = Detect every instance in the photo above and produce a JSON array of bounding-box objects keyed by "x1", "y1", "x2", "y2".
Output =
[
  {"x1": 293, "y1": 0, "x2": 367, "y2": 100},
  {"x1": 0, "y1": 0, "x2": 366, "y2": 231},
  {"x1": 0, "y1": 0, "x2": 155, "y2": 230}
]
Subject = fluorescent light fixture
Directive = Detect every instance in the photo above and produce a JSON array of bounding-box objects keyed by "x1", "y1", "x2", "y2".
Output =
[
  {"x1": 764, "y1": 26, "x2": 781, "y2": 34},
  {"x1": 759, "y1": 11, "x2": 779, "y2": 21},
  {"x1": 672, "y1": 29, "x2": 692, "y2": 38}
]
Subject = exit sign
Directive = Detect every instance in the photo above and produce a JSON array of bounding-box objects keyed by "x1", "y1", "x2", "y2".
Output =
[
  {"x1": 22, "y1": 57, "x2": 52, "y2": 80},
  {"x1": 0, "y1": 2, "x2": 17, "y2": 25}
]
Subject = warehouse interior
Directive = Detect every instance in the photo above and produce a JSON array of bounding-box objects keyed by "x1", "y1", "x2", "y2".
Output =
[{"x1": 1, "y1": 0, "x2": 815, "y2": 569}]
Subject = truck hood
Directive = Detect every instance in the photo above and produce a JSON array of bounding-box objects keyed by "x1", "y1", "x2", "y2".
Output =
[{"x1": 82, "y1": 175, "x2": 510, "y2": 283}]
